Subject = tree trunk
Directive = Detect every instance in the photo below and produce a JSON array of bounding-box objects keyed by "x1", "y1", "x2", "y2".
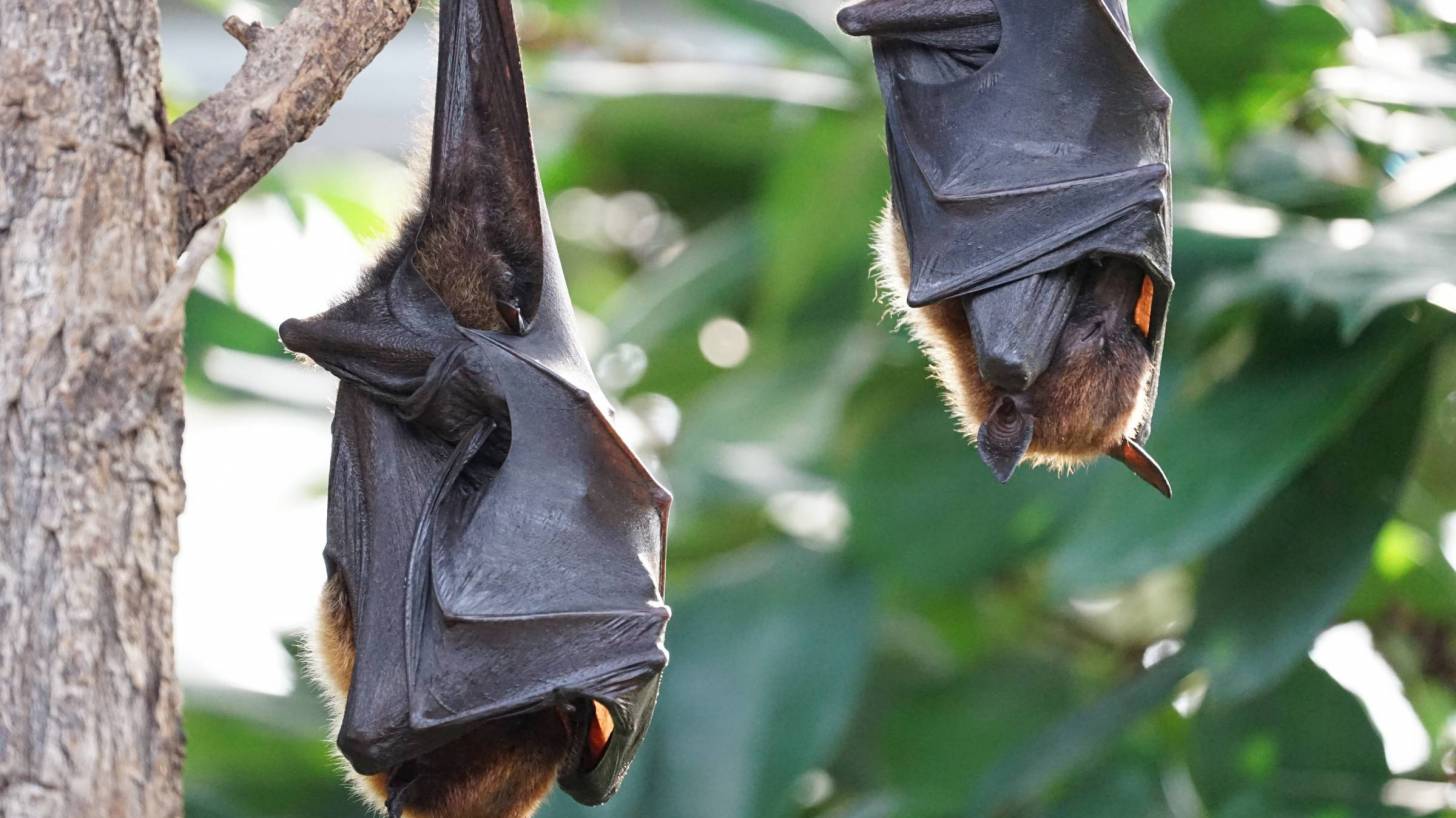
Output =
[{"x1": 0, "y1": 1, "x2": 186, "y2": 816}]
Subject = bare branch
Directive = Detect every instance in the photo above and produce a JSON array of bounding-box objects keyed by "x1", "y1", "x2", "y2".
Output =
[
  {"x1": 168, "y1": 0, "x2": 422, "y2": 245},
  {"x1": 222, "y1": 15, "x2": 267, "y2": 49},
  {"x1": 145, "y1": 219, "x2": 225, "y2": 335}
]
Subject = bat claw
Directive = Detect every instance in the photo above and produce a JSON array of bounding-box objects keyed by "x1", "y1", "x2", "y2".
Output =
[
  {"x1": 1108, "y1": 438, "x2": 1172, "y2": 498},
  {"x1": 498, "y1": 297, "x2": 530, "y2": 335}
]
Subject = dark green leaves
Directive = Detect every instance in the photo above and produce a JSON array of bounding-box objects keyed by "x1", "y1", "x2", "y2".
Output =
[
  {"x1": 537, "y1": 547, "x2": 875, "y2": 818},
  {"x1": 1047, "y1": 315, "x2": 1430, "y2": 596},
  {"x1": 1162, "y1": 0, "x2": 1346, "y2": 160}
]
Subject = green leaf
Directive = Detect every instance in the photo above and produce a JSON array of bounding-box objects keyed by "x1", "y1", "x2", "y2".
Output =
[
  {"x1": 880, "y1": 655, "x2": 1080, "y2": 815},
  {"x1": 1248, "y1": 201, "x2": 1456, "y2": 341},
  {"x1": 754, "y1": 108, "x2": 888, "y2": 349},
  {"x1": 552, "y1": 96, "x2": 789, "y2": 223},
  {"x1": 1162, "y1": 0, "x2": 1346, "y2": 161},
  {"x1": 1187, "y1": 347, "x2": 1433, "y2": 701},
  {"x1": 1189, "y1": 662, "x2": 1399, "y2": 817},
  {"x1": 964, "y1": 347, "x2": 1434, "y2": 814},
  {"x1": 667, "y1": 327, "x2": 882, "y2": 510},
  {"x1": 537, "y1": 546, "x2": 875, "y2": 818},
  {"x1": 1047, "y1": 314, "x2": 1429, "y2": 597},
  {"x1": 1043, "y1": 756, "x2": 1172, "y2": 818},
  {"x1": 965, "y1": 658, "x2": 1192, "y2": 816},
  {"x1": 184, "y1": 705, "x2": 368, "y2": 818},
  {"x1": 600, "y1": 215, "x2": 759, "y2": 351},
  {"x1": 843, "y1": 391, "x2": 1089, "y2": 589},
  {"x1": 184, "y1": 291, "x2": 290, "y2": 361}
]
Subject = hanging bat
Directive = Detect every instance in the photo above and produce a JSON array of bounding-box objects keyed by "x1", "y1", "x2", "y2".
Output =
[
  {"x1": 838, "y1": 0, "x2": 1174, "y2": 496},
  {"x1": 277, "y1": 1, "x2": 670, "y2": 816}
]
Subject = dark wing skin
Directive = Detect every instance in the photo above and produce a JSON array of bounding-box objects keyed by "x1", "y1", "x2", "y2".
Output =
[
  {"x1": 429, "y1": 0, "x2": 543, "y2": 330},
  {"x1": 279, "y1": 0, "x2": 669, "y2": 807},
  {"x1": 841, "y1": 0, "x2": 1173, "y2": 444}
]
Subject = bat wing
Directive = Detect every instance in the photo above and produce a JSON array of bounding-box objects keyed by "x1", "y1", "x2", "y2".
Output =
[
  {"x1": 429, "y1": 0, "x2": 544, "y2": 328},
  {"x1": 879, "y1": 0, "x2": 1171, "y2": 299},
  {"x1": 406, "y1": 331, "x2": 669, "y2": 805},
  {"x1": 281, "y1": 254, "x2": 670, "y2": 804}
]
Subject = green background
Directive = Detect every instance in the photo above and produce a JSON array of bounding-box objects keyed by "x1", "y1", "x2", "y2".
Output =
[{"x1": 171, "y1": 0, "x2": 1456, "y2": 815}]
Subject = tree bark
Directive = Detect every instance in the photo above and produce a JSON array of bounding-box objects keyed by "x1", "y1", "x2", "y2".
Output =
[
  {"x1": 0, "y1": 1, "x2": 186, "y2": 816},
  {"x1": 0, "y1": 0, "x2": 417, "y2": 816}
]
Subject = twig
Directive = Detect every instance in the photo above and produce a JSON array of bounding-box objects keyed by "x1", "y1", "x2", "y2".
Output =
[
  {"x1": 167, "y1": 0, "x2": 422, "y2": 246},
  {"x1": 146, "y1": 219, "x2": 225, "y2": 335}
]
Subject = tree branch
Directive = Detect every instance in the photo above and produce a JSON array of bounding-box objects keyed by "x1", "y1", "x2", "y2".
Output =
[{"x1": 167, "y1": 0, "x2": 422, "y2": 245}]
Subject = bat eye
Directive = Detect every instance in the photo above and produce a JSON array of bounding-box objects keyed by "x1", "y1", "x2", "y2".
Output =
[{"x1": 1133, "y1": 275, "x2": 1154, "y2": 338}]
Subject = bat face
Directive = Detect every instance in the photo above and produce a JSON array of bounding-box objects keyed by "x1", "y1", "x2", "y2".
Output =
[
  {"x1": 876, "y1": 208, "x2": 1170, "y2": 497},
  {"x1": 846, "y1": 0, "x2": 1174, "y2": 496}
]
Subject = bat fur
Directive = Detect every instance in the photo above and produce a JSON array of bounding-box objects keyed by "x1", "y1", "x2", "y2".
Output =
[{"x1": 872, "y1": 200, "x2": 1152, "y2": 472}]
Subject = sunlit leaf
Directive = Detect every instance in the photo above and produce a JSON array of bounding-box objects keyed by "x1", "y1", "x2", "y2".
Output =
[
  {"x1": 1162, "y1": 0, "x2": 1346, "y2": 161},
  {"x1": 185, "y1": 291, "x2": 290, "y2": 361},
  {"x1": 1189, "y1": 662, "x2": 1399, "y2": 817},
  {"x1": 1246, "y1": 202, "x2": 1456, "y2": 341}
]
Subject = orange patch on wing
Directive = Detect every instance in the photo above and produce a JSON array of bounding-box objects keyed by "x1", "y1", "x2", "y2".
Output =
[
  {"x1": 1134, "y1": 275, "x2": 1154, "y2": 337},
  {"x1": 586, "y1": 701, "x2": 615, "y2": 768}
]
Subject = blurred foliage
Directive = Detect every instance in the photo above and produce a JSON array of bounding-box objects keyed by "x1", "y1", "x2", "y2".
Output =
[{"x1": 173, "y1": 0, "x2": 1456, "y2": 815}]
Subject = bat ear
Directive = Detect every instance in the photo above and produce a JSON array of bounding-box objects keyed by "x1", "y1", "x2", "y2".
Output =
[
  {"x1": 977, "y1": 397, "x2": 1034, "y2": 484},
  {"x1": 1108, "y1": 438, "x2": 1172, "y2": 498}
]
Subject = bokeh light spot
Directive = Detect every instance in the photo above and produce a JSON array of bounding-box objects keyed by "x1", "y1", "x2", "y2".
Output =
[{"x1": 698, "y1": 317, "x2": 751, "y2": 368}]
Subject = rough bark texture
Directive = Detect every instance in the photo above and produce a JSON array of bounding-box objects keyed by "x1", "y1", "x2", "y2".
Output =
[
  {"x1": 169, "y1": 0, "x2": 421, "y2": 245},
  {"x1": 0, "y1": 1, "x2": 186, "y2": 816},
  {"x1": 1, "y1": 0, "x2": 418, "y2": 815}
]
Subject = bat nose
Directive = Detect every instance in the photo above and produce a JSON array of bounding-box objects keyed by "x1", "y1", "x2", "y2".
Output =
[
  {"x1": 977, "y1": 353, "x2": 1035, "y2": 393},
  {"x1": 961, "y1": 269, "x2": 1082, "y2": 394}
]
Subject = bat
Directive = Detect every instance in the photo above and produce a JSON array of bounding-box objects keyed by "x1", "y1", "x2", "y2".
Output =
[
  {"x1": 838, "y1": 0, "x2": 1174, "y2": 496},
  {"x1": 277, "y1": 1, "x2": 671, "y2": 816}
]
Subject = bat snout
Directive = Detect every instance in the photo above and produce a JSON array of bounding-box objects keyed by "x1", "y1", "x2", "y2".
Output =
[
  {"x1": 976, "y1": 396, "x2": 1034, "y2": 483},
  {"x1": 976, "y1": 346, "x2": 1038, "y2": 393}
]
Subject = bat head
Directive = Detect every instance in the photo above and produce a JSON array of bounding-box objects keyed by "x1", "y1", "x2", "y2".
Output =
[{"x1": 874, "y1": 206, "x2": 1171, "y2": 496}]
